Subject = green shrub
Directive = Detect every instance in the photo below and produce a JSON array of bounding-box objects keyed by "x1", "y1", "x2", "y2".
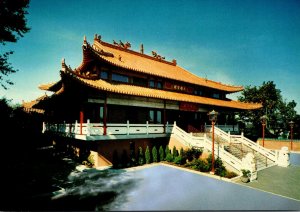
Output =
[
  {"x1": 186, "y1": 159, "x2": 210, "y2": 172},
  {"x1": 138, "y1": 147, "x2": 144, "y2": 165},
  {"x1": 152, "y1": 146, "x2": 158, "y2": 162},
  {"x1": 159, "y1": 146, "x2": 164, "y2": 162},
  {"x1": 172, "y1": 146, "x2": 178, "y2": 158},
  {"x1": 165, "y1": 146, "x2": 170, "y2": 160},
  {"x1": 182, "y1": 147, "x2": 202, "y2": 162},
  {"x1": 179, "y1": 147, "x2": 184, "y2": 156},
  {"x1": 145, "y1": 146, "x2": 151, "y2": 164},
  {"x1": 165, "y1": 153, "x2": 173, "y2": 162},
  {"x1": 174, "y1": 155, "x2": 185, "y2": 165}
]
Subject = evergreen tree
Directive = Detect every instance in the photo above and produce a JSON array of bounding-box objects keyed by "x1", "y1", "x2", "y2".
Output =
[
  {"x1": 159, "y1": 146, "x2": 164, "y2": 162},
  {"x1": 165, "y1": 146, "x2": 170, "y2": 159},
  {"x1": 172, "y1": 146, "x2": 178, "y2": 158},
  {"x1": 145, "y1": 146, "x2": 151, "y2": 164},
  {"x1": 152, "y1": 146, "x2": 158, "y2": 162},
  {"x1": 138, "y1": 146, "x2": 144, "y2": 165}
]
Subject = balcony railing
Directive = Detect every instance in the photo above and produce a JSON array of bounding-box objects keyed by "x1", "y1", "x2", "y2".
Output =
[{"x1": 42, "y1": 120, "x2": 173, "y2": 140}]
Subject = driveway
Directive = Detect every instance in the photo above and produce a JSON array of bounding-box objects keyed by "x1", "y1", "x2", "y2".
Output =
[{"x1": 107, "y1": 164, "x2": 300, "y2": 211}]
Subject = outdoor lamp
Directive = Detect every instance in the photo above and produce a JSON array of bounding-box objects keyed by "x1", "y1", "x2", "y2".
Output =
[
  {"x1": 260, "y1": 115, "x2": 267, "y2": 147},
  {"x1": 208, "y1": 110, "x2": 218, "y2": 174},
  {"x1": 289, "y1": 120, "x2": 294, "y2": 151}
]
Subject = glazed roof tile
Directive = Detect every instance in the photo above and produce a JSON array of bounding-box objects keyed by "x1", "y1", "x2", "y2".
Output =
[{"x1": 90, "y1": 39, "x2": 244, "y2": 93}]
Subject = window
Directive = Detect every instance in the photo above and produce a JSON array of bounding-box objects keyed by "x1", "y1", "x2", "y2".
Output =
[
  {"x1": 213, "y1": 93, "x2": 220, "y2": 99},
  {"x1": 149, "y1": 110, "x2": 155, "y2": 123},
  {"x1": 133, "y1": 77, "x2": 148, "y2": 87},
  {"x1": 112, "y1": 73, "x2": 129, "y2": 83},
  {"x1": 157, "y1": 111, "x2": 162, "y2": 123},
  {"x1": 157, "y1": 82, "x2": 162, "y2": 89},
  {"x1": 100, "y1": 71, "x2": 108, "y2": 79},
  {"x1": 149, "y1": 110, "x2": 162, "y2": 123},
  {"x1": 149, "y1": 80, "x2": 155, "y2": 88}
]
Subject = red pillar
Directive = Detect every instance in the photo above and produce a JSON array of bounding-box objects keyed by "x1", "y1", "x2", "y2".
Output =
[
  {"x1": 103, "y1": 96, "x2": 107, "y2": 135},
  {"x1": 80, "y1": 110, "x2": 84, "y2": 135},
  {"x1": 163, "y1": 100, "x2": 166, "y2": 133},
  {"x1": 262, "y1": 123, "x2": 265, "y2": 147},
  {"x1": 211, "y1": 121, "x2": 215, "y2": 173}
]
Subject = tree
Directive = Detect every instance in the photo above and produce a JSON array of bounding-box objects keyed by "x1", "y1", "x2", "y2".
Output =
[
  {"x1": 145, "y1": 146, "x2": 151, "y2": 164},
  {"x1": 159, "y1": 146, "x2": 164, "y2": 162},
  {"x1": 0, "y1": 0, "x2": 30, "y2": 89},
  {"x1": 152, "y1": 146, "x2": 158, "y2": 163},
  {"x1": 138, "y1": 147, "x2": 144, "y2": 165},
  {"x1": 238, "y1": 81, "x2": 299, "y2": 139}
]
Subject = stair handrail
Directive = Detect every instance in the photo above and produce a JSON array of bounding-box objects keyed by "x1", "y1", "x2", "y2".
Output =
[
  {"x1": 213, "y1": 126, "x2": 277, "y2": 163},
  {"x1": 172, "y1": 124, "x2": 242, "y2": 172}
]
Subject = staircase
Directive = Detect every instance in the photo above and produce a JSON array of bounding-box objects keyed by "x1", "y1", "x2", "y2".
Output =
[{"x1": 171, "y1": 123, "x2": 277, "y2": 173}]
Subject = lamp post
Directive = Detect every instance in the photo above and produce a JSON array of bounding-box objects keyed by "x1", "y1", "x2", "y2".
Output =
[
  {"x1": 289, "y1": 121, "x2": 294, "y2": 151},
  {"x1": 260, "y1": 115, "x2": 267, "y2": 147},
  {"x1": 208, "y1": 110, "x2": 218, "y2": 174}
]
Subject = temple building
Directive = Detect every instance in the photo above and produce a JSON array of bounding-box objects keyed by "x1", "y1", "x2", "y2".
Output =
[{"x1": 28, "y1": 34, "x2": 262, "y2": 167}]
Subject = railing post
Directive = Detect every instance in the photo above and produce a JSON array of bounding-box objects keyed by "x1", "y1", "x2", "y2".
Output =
[
  {"x1": 75, "y1": 120, "x2": 78, "y2": 134},
  {"x1": 87, "y1": 119, "x2": 90, "y2": 136},
  {"x1": 166, "y1": 121, "x2": 169, "y2": 133},
  {"x1": 146, "y1": 121, "x2": 149, "y2": 135},
  {"x1": 127, "y1": 120, "x2": 130, "y2": 135},
  {"x1": 228, "y1": 131, "x2": 231, "y2": 143},
  {"x1": 42, "y1": 122, "x2": 46, "y2": 133}
]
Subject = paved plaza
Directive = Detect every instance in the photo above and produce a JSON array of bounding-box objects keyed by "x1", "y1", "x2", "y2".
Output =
[{"x1": 106, "y1": 163, "x2": 300, "y2": 211}]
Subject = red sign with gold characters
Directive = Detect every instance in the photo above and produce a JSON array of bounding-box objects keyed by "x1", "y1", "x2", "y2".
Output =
[{"x1": 179, "y1": 102, "x2": 199, "y2": 111}]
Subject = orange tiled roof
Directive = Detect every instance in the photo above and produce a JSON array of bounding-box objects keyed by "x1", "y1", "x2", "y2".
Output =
[
  {"x1": 22, "y1": 94, "x2": 47, "y2": 113},
  {"x1": 87, "y1": 38, "x2": 244, "y2": 93},
  {"x1": 62, "y1": 69, "x2": 261, "y2": 110}
]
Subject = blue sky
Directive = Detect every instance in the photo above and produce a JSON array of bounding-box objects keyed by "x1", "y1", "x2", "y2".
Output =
[{"x1": 1, "y1": 0, "x2": 300, "y2": 113}]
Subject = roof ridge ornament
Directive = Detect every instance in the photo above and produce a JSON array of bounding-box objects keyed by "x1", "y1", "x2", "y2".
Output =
[
  {"x1": 61, "y1": 58, "x2": 67, "y2": 72},
  {"x1": 151, "y1": 51, "x2": 165, "y2": 60}
]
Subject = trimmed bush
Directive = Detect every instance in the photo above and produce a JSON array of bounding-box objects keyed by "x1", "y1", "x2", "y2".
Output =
[
  {"x1": 121, "y1": 149, "x2": 129, "y2": 168},
  {"x1": 172, "y1": 146, "x2": 178, "y2": 158},
  {"x1": 138, "y1": 147, "x2": 144, "y2": 165},
  {"x1": 159, "y1": 146, "x2": 164, "y2": 162},
  {"x1": 174, "y1": 155, "x2": 185, "y2": 165},
  {"x1": 165, "y1": 153, "x2": 173, "y2": 162},
  {"x1": 165, "y1": 146, "x2": 170, "y2": 160},
  {"x1": 145, "y1": 146, "x2": 151, "y2": 164},
  {"x1": 152, "y1": 146, "x2": 158, "y2": 162}
]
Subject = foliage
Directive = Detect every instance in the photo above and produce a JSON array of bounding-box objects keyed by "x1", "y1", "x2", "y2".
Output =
[
  {"x1": 159, "y1": 146, "x2": 164, "y2": 162},
  {"x1": 164, "y1": 146, "x2": 170, "y2": 160},
  {"x1": 145, "y1": 146, "x2": 151, "y2": 164},
  {"x1": 138, "y1": 147, "x2": 144, "y2": 165},
  {"x1": 152, "y1": 146, "x2": 158, "y2": 162},
  {"x1": 172, "y1": 146, "x2": 179, "y2": 158},
  {"x1": 241, "y1": 169, "x2": 251, "y2": 178},
  {"x1": 0, "y1": 0, "x2": 30, "y2": 89},
  {"x1": 165, "y1": 153, "x2": 174, "y2": 162},
  {"x1": 237, "y1": 81, "x2": 299, "y2": 139},
  {"x1": 182, "y1": 147, "x2": 203, "y2": 162},
  {"x1": 174, "y1": 156, "x2": 185, "y2": 165},
  {"x1": 82, "y1": 154, "x2": 95, "y2": 168},
  {"x1": 185, "y1": 159, "x2": 210, "y2": 172}
]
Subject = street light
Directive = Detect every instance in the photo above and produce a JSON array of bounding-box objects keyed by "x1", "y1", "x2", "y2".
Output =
[
  {"x1": 260, "y1": 115, "x2": 267, "y2": 147},
  {"x1": 289, "y1": 121, "x2": 294, "y2": 151},
  {"x1": 208, "y1": 110, "x2": 218, "y2": 174}
]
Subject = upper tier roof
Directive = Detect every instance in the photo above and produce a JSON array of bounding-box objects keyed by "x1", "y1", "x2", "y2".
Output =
[{"x1": 79, "y1": 36, "x2": 244, "y2": 93}]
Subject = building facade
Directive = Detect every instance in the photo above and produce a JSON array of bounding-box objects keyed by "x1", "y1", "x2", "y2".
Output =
[{"x1": 29, "y1": 34, "x2": 261, "y2": 166}]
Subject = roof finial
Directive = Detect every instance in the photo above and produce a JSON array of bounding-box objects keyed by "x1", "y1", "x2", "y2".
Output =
[
  {"x1": 83, "y1": 35, "x2": 87, "y2": 43},
  {"x1": 140, "y1": 44, "x2": 144, "y2": 54},
  {"x1": 61, "y1": 58, "x2": 66, "y2": 71}
]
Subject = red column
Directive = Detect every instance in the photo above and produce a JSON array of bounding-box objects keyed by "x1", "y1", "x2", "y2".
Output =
[
  {"x1": 291, "y1": 126, "x2": 293, "y2": 151},
  {"x1": 262, "y1": 123, "x2": 265, "y2": 147},
  {"x1": 80, "y1": 110, "x2": 84, "y2": 135},
  {"x1": 211, "y1": 121, "x2": 215, "y2": 173},
  {"x1": 163, "y1": 100, "x2": 166, "y2": 133},
  {"x1": 103, "y1": 96, "x2": 107, "y2": 135}
]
